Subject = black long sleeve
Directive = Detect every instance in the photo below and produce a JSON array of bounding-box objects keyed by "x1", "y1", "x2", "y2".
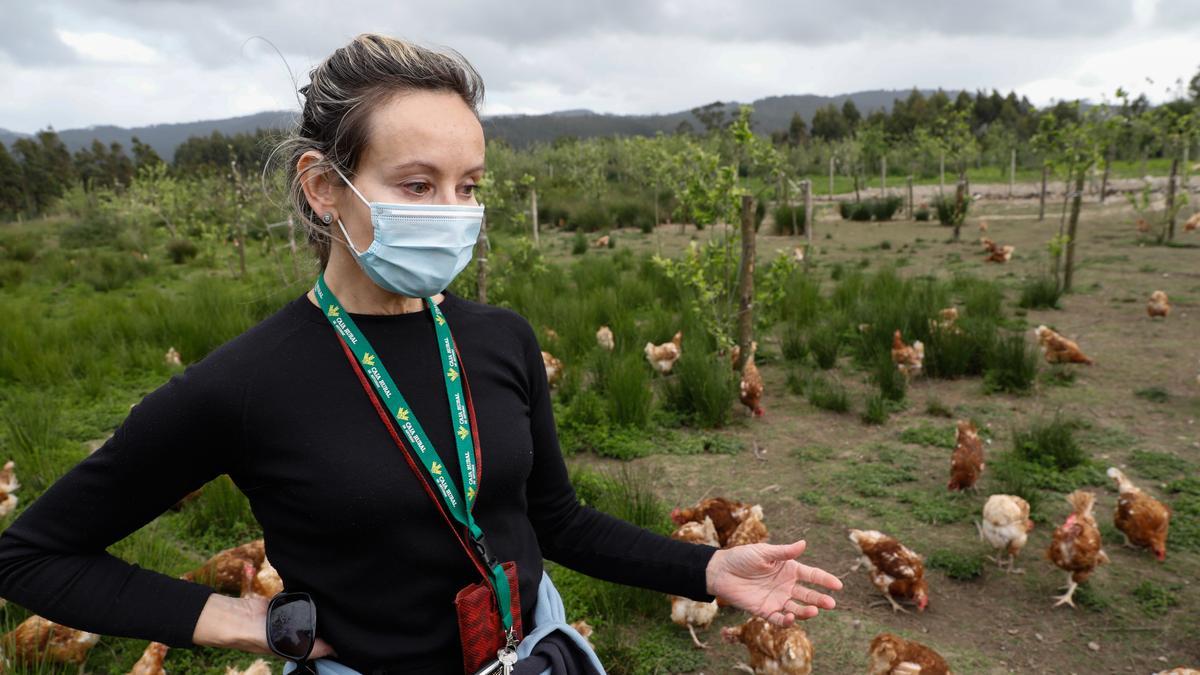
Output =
[{"x1": 0, "y1": 290, "x2": 715, "y2": 674}]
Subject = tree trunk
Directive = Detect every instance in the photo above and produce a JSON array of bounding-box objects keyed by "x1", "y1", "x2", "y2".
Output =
[
  {"x1": 803, "y1": 179, "x2": 814, "y2": 273},
  {"x1": 853, "y1": 172, "x2": 861, "y2": 203},
  {"x1": 530, "y1": 187, "x2": 539, "y2": 247},
  {"x1": 1038, "y1": 164, "x2": 1048, "y2": 221},
  {"x1": 1166, "y1": 156, "x2": 1179, "y2": 242},
  {"x1": 880, "y1": 156, "x2": 887, "y2": 197},
  {"x1": 939, "y1": 152, "x2": 945, "y2": 195},
  {"x1": 237, "y1": 220, "x2": 247, "y2": 278},
  {"x1": 906, "y1": 175, "x2": 914, "y2": 219},
  {"x1": 1063, "y1": 170, "x2": 1085, "y2": 292},
  {"x1": 829, "y1": 155, "x2": 835, "y2": 199},
  {"x1": 1100, "y1": 146, "x2": 1113, "y2": 203},
  {"x1": 475, "y1": 213, "x2": 489, "y2": 304},
  {"x1": 735, "y1": 195, "x2": 756, "y2": 372}
]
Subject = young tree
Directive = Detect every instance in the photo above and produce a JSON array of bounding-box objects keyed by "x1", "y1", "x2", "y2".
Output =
[{"x1": 0, "y1": 143, "x2": 23, "y2": 219}]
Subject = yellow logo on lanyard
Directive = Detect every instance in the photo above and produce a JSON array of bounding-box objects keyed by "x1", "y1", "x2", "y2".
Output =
[
  {"x1": 431, "y1": 461, "x2": 443, "y2": 476},
  {"x1": 446, "y1": 367, "x2": 459, "y2": 382},
  {"x1": 435, "y1": 313, "x2": 446, "y2": 326},
  {"x1": 457, "y1": 425, "x2": 470, "y2": 440},
  {"x1": 467, "y1": 487, "x2": 476, "y2": 500},
  {"x1": 362, "y1": 353, "x2": 376, "y2": 367},
  {"x1": 327, "y1": 305, "x2": 340, "y2": 317},
  {"x1": 397, "y1": 407, "x2": 410, "y2": 421}
]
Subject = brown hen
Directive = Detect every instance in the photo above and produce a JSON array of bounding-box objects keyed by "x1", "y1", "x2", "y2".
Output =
[
  {"x1": 722, "y1": 616, "x2": 813, "y2": 675},
  {"x1": 1047, "y1": 490, "x2": 1109, "y2": 608},
  {"x1": 947, "y1": 420, "x2": 985, "y2": 491},
  {"x1": 868, "y1": 633, "x2": 951, "y2": 674},
  {"x1": 849, "y1": 529, "x2": 929, "y2": 613},
  {"x1": 1108, "y1": 467, "x2": 1171, "y2": 561}
]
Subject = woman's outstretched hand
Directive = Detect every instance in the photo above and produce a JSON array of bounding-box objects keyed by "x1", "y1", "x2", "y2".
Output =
[{"x1": 704, "y1": 540, "x2": 842, "y2": 627}]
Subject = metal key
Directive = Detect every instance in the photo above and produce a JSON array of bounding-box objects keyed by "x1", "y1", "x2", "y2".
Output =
[{"x1": 497, "y1": 647, "x2": 517, "y2": 675}]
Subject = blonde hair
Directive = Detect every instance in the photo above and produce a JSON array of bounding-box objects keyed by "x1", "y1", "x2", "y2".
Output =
[{"x1": 276, "y1": 34, "x2": 484, "y2": 268}]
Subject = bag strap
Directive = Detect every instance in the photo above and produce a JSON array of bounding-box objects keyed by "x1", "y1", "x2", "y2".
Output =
[{"x1": 336, "y1": 337, "x2": 490, "y2": 581}]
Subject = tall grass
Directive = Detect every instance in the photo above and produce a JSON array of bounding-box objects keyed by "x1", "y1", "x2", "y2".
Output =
[
  {"x1": 1012, "y1": 415, "x2": 1085, "y2": 470},
  {"x1": 601, "y1": 352, "x2": 654, "y2": 428},
  {"x1": 1018, "y1": 276, "x2": 1063, "y2": 309},
  {"x1": 664, "y1": 351, "x2": 736, "y2": 428},
  {"x1": 983, "y1": 332, "x2": 1039, "y2": 394}
]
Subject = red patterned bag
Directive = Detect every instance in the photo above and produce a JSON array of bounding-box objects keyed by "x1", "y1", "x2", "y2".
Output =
[{"x1": 455, "y1": 560, "x2": 523, "y2": 674}]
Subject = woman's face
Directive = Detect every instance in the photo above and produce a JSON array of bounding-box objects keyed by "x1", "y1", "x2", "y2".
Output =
[{"x1": 336, "y1": 90, "x2": 486, "y2": 252}]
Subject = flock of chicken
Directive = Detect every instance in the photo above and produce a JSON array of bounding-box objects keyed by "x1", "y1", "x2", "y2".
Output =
[
  {"x1": 0, "y1": 537, "x2": 282, "y2": 674},
  {"x1": 541, "y1": 326, "x2": 767, "y2": 418},
  {"x1": 657, "y1": 410, "x2": 1178, "y2": 674}
]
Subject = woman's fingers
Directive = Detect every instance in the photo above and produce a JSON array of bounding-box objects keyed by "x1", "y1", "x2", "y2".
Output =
[
  {"x1": 795, "y1": 561, "x2": 844, "y2": 592},
  {"x1": 762, "y1": 539, "x2": 807, "y2": 562},
  {"x1": 309, "y1": 637, "x2": 337, "y2": 660},
  {"x1": 790, "y1": 583, "x2": 837, "y2": 610},
  {"x1": 784, "y1": 598, "x2": 820, "y2": 619}
]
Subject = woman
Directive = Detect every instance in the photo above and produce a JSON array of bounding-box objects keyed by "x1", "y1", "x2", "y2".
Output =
[{"x1": 0, "y1": 34, "x2": 840, "y2": 674}]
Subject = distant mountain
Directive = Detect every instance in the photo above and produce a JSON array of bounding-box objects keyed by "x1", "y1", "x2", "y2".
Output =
[
  {"x1": 1, "y1": 89, "x2": 953, "y2": 158},
  {"x1": 0, "y1": 111, "x2": 297, "y2": 161}
]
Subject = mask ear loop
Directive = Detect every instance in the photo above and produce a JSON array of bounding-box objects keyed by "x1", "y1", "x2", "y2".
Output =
[{"x1": 328, "y1": 161, "x2": 372, "y2": 256}]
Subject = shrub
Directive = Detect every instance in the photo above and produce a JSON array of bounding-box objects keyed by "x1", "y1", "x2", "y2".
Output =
[
  {"x1": 603, "y1": 353, "x2": 654, "y2": 428},
  {"x1": 611, "y1": 199, "x2": 655, "y2": 232},
  {"x1": 772, "y1": 204, "x2": 806, "y2": 235},
  {"x1": 166, "y1": 238, "x2": 199, "y2": 264},
  {"x1": 914, "y1": 207, "x2": 931, "y2": 221},
  {"x1": 982, "y1": 332, "x2": 1038, "y2": 394},
  {"x1": 571, "y1": 232, "x2": 588, "y2": 255},
  {"x1": 849, "y1": 202, "x2": 873, "y2": 221},
  {"x1": 806, "y1": 375, "x2": 850, "y2": 413},
  {"x1": 76, "y1": 250, "x2": 157, "y2": 291},
  {"x1": 806, "y1": 322, "x2": 842, "y2": 369},
  {"x1": 872, "y1": 351, "x2": 906, "y2": 402},
  {"x1": 933, "y1": 193, "x2": 970, "y2": 226},
  {"x1": 781, "y1": 321, "x2": 807, "y2": 361},
  {"x1": 664, "y1": 351, "x2": 737, "y2": 428},
  {"x1": 571, "y1": 203, "x2": 610, "y2": 232},
  {"x1": 538, "y1": 203, "x2": 571, "y2": 228},
  {"x1": 871, "y1": 195, "x2": 904, "y2": 221},
  {"x1": 1018, "y1": 276, "x2": 1063, "y2": 309},
  {"x1": 1012, "y1": 415, "x2": 1085, "y2": 471},
  {"x1": 838, "y1": 201, "x2": 853, "y2": 219},
  {"x1": 862, "y1": 393, "x2": 888, "y2": 425}
]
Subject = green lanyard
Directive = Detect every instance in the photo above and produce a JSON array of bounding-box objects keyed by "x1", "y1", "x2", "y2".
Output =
[{"x1": 313, "y1": 274, "x2": 513, "y2": 632}]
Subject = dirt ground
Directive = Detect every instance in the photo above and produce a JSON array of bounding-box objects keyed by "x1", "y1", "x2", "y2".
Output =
[{"x1": 550, "y1": 185, "x2": 1200, "y2": 673}]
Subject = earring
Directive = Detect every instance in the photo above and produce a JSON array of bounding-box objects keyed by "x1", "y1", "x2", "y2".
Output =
[{"x1": 321, "y1": 212, "x2": 333, "y2": 224}]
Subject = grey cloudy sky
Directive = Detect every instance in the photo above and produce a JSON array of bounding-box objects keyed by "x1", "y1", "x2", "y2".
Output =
[{"x1": 1, "y1": 0, "x2": 1198, "y2": 134}]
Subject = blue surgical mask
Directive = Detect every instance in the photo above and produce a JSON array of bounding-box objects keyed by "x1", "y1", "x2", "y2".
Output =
[{"x1": 329, "y1": 164, "x2": 484, "y2": 298}]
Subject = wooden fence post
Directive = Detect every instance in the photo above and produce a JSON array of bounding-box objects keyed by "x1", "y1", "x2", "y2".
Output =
[
  {"x1": 1039, "y1": 164, "x2": 1048, "y2": 221},
  {"x1": 1166, "y1": 156, "x2": 1179, "y2": 242},
  {"x1": 803, "y1": 179, "x2": 814, "y2": 273},
  {"x1": 735, "y1": 195, "x2": 756, "y2": 372},
  {"x1": 939, "y1": 152, "x2": 945, "y2": 196},
  {"x1": 1009, "y1": 148, "x2": 1016, "y2": 199},
  {"x1": 531, "y1": 187, "x2": 539, "y2": 247},
  {"x1": 880, "y1": 156, "x2": 887, "y2": 197}
]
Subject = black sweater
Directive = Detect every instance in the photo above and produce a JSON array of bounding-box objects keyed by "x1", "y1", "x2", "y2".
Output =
[{"x1": 0, "y1": 290, "x2": 717, "y2": 674}]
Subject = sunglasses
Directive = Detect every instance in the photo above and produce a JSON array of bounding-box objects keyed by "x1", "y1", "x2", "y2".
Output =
[{"x1": 267, "y1": 592, "x2": 318, "y2": 675}]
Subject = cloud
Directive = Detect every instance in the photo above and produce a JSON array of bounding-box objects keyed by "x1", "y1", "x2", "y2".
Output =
[
  {"x1": 0, "y1": 5, "x2": 78, "y2": 66},
  {"x1": 0, "y1": 0, "x2": 1197, "y2": 134}
]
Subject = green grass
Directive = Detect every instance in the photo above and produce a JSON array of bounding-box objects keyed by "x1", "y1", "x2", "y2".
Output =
[
  {"x1": 928, "y1": 549, "x2": 985, "y2": 580},
  {"x1": 925, "y1": 397, "x2": 954, "y2": 418},
  {"x1": 1128, "y1": 450, "x2": 1192, "y2": 481},
  {"x1": 663, "y1": 350, "x2": 737, "y2": 428},
  {"x1": 1133, "y1": 386, "x2": 1170, "y2": 403},
  {"x1": 805, "y1": 375, "x2": 850, "y2": 413},
  {"x1": 899, "y1": 422, "x2": 956, "y2": 449},
  {"x1": 834, "y1": 461, "x2": 917, "y2": 498},
  {"x1": 900, "y1": 489, "x2": 974, "y2": 525},
  {"x1": 1018, "y1": 276, "x2": 1063, "y2": 309},
  {"x1": 1011, "y1": 415, "x2": 1085, "y2": 471},
  {"x1": 861, "y1": 393, "x2": 889, "y2": 425},
  {"x1": 982, "y1": 332, "x2": 1039, "y2": 394},
  {"x1": 1131, "y1": 580, "x2": 1180, "y2": 617}
]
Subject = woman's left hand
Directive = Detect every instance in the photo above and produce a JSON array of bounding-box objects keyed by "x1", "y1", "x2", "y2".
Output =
[{"x1": 705, "y1": 540, "x2": 842, "y2": 627}]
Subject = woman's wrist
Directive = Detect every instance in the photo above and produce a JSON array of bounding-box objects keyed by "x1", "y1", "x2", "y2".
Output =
[
  {"x1": 704, "y1": 547, "x2": 726, "y2": 597},
  {"x1": 192, "y1": 593, "x2": 270, "y2": 653}
]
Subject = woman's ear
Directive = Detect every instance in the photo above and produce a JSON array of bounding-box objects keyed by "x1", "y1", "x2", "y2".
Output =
[{"x1": 298, "y1": 150, "x2": 340, "y2": 220}]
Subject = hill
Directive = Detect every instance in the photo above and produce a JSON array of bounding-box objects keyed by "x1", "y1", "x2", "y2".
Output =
[{"x1": 1, "y1": 88, "x2": 951, "y2": 158}]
